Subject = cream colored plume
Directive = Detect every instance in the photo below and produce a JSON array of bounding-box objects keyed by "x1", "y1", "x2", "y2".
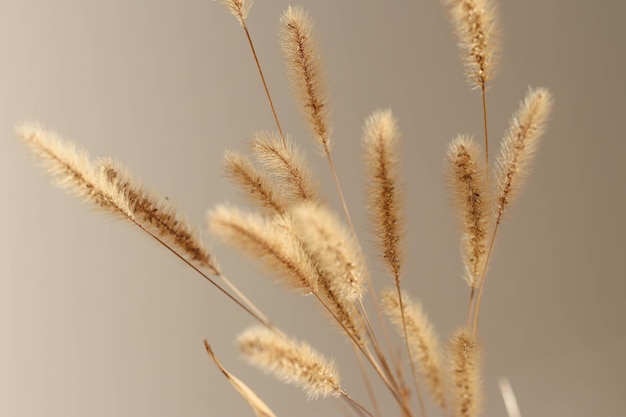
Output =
[
  {"x1": 445, "y1": 0, "x2": 500, "y2": 89},
  {"x1": 238, "y1": 326, "x2": 341, "y2": 400},
  {"x1": 382, "y1": 288, "x2": 447, "y2": 408},
  {"x1": 447, "y1": 136, "x2": 489, "y2": 288},
  {"x1": 289, "y1": 203, "x2": 364, "y2": 301},
  {"x1": 447, "y1": 328, "x2": 481, "y2": 417},
  {"x1": 98, "y1": 158, "x2": 219, "y2": 274},
  {"x1": 219, "y1": 0, "x2": 252, "y2": 25},
  {"x1": 18, "y1": 124, "x2": 131, "y2": 218},
  {"x1": 362, "y1": 109, "x2": 404, "y2": 281},
  {"x1": 250, "y1": 132, "x2": 319, "y2": 204},
  {"x1": 280, "y1": 6, "x2": 331, "y2": 151},
  {"x1": 223, "y1": 150, "x2": 286, "y2": 214},
  {"x1": 208, "y1": 205, "x2": 316, "y2": 293},
  {"x1": 494, "y1": 87, "x2": 553, "y2": 224}
]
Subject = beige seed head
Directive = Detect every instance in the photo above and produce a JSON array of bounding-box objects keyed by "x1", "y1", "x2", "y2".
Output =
[
  {"x1": 238, "y1": 326, "x2": 341, "y2": 400},
  {"x1": 495, "y1": 87, "x2": 553, "y2": 224},
  {"x1": 447, "y1": 135, "x2": 489, "y2": 288},
  {"x1": 219, "y1": 0, "x2": 252, "y2": 25},
  {"x1": 447, "y1": 328, "x2": 481, "y2": 417},
  {"x1": 280, "y1": 6, "x2": 331, "y2": 152},
  {"x1": 362, "y1": 109, "x2": 404, "y2": 282},
  {"x1": 382, "y1": 288, "x2": 447, "y2": 408}
]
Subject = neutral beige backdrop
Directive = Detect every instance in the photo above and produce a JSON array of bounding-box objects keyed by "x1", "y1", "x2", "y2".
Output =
[{"x1": 1, "y1": 1, "x2": 624, "y2": 416}]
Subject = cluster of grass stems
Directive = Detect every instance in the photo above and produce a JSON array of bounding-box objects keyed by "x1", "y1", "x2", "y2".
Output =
[{"x1": 20, "y1": 1, "x2": 552, "y2": 416}]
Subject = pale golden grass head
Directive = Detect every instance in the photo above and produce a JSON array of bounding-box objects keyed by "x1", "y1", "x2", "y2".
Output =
[
  {"x1": 220, "y1": 0, "x2": 252, "y2": 25},
  {"x1": 249, "y1": 132, "x2": 319, "y2": 204},
  {"x1": 446, "y1": 135, "x2": 489, "y2": 288},
  {"x1": 289, "y1": 203, "x2": 365, "y2": 302},
  {"x1": 447, "y1": 327, "x2": 481, "y2": 417},
  {"x1": 98, "y1": 158, "x2": 219, "y2": 274},
  {"x1": 238, "y1": 326, "x2": 341, "y2": 400},
  {"x1": 494, "y1": 87, "x2": 553, "y2": 224},
  {"x1": 280, "y1": 6, "x2": 331, "y2": 151},
  {"x1": 208, "y1": 204, "x2": 316, "y2": 293},
  {"x1": 223, "y1": 150, "x2": 286, "y2": 214},
  {"x1": 362, "y1": 109, "x2": 404, "y2": 281},
  {"x1": 444, "y1": 0, "x2": 500, "y2": 89},
  {"x1": 381, "y1": 288, "x2": 447, "y2": 408},
  {"x1": 18, "y1": 124, "x2": 131, "y2": 218}
]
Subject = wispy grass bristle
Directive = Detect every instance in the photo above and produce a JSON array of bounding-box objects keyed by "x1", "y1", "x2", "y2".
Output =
[
  {"x1": 280, "y1": 6, "x2": 331, "y2": 151},
  {"x1": 224, "y1": 150, "x2": 286, "y2": 214},
  {"x1": 382, "y1": 288, "x2": 447, "y2": 408},
  {"x1": 220, "y1": 0, "x2": 252, "y2": 25},
  {"x1": 208, "y1": 205, "x2": 316, "y2": 293},
  {"x1": 448, "y1": 328, "x2": 481, "y2": 417},
  {"x1": 494, "y1": 87, "x2": 553, "y2": 224},
  {"x1": 250, "y1": 132, "x2": 319, "y2": 204},
  {"x1": 18, "y1": 125, "x2": 131, "y2": 218},
  {"x1": 99, "y1": 158, "x2": 219, "y2": 274},
  {"x1": 362, "y1": 109, "x2": 404, "y2": 282},
  {"x1": 447, "y1": 136, "x2": 489, "y2": 288},
  {"x1": 238, "y1": 326, "x2": 341, "y2": 400},
  {"x1": 445, "y1": 0, "x2": 500, "y2": 89}
]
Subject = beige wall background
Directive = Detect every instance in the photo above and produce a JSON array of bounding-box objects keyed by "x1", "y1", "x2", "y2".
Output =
[{"x1": 1, "y1": 1, "x2": 624, "y2": 416}]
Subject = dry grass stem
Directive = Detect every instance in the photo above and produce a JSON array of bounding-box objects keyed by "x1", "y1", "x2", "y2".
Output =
[
  {"x1": 18, "y1": 125, "x2": 131, "y2": 219},
  {"x1": 445, "y1": 0, "x2": 500, "y2": 89},
  {"x1": 224, "y1": 150, "x2": 286, "y2": 214},
  {"x1": 219, "y1": 0, "x2": 252, "y2": 26},
  {"x1": 280, "y1": 6, "x2": 331, "y2": 152},
  {"x1": 209, "y1": 205, "x2": 316, "y2": 293},
  {"x1": 382, "y1": 289, "x2": 447, "y2": 409},
  {"x1": 448, "y1": 328, "x2": 481, "y2": 417},
  {"x1": 204, "y1": 340, "x2": 277, "y2": 417},
  {"x1": 494, "y1": 87, "x2": 553, "y2": 224},
  {"x1": 238, "y1": 326, "x2": 341, "y2": 400},
  {"x1": 447, "y1": 136, "x2": 489, "y2": 288},
  {"x1": 363, "y1": 109, "x2": 404, "y2": 281},
  {"x1": 250, "y1": 132, "x2": 319, "y2": 204},
  {"x1": 99, "y1": 158, "x2": 219, "y2": 274}
]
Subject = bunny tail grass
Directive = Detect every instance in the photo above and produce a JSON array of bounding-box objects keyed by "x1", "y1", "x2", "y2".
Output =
[
  {"x1": 448, "y1": 328, "x2": 481, "y2": 417},
  {"x1": 238, "y1": 326, "x2": 341, "y2": 400},
  {"x1": 219, "y1": 0, "x2": 252, "y2": 26},
  {"x1": 494, "y1": 87, "x2": 553, "y2": 224},
  {"x1": 382, "y1": 289, "x2": 447, "y2": 409},
  {"x1": 250, "y1": 132, "x2": 319, "y2": 204},
  {"x1": 362, "y1": 109, "x2": 404, "y2": 282},
  {"x1": 444, "y1": 0, "x2": 500, "y2": 89},
  {"x1": 18, "y1": 125, "x2": 131, "y2": 218},
  {"x1": 280, "y1": 6, "x2": 331, "y2": 152},
  {"x1": 223, "y1": 150, "x2": 287, "y2": 214},
  {"x1": 447, "y1": 136, "x2": 489, "y2": 288},
  {"x1": 209, "y1": 205, "x2": 316, "y2": 293},
  {"x1": 98, "y1": 158, "x2": 219, "y2": 274}
]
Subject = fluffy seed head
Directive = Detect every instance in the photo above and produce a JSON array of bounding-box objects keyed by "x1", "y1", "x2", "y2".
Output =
[
  {"x1": 382, "y1": 288, "x2": 447, "y2": 408},
  {"x1": 250, "y1": 132, "x2": 319, "y2": 204},
  {"x1": 18, "y1": 124, "x2": 131, "y2": 218},
  {"x1": 208, "y1": 205, "x2": 316, "y2": 293},
  {"x1": 495, "y1": 87, "x2": 553, "y2": 224},
  {"x1": 220, "y1": 0, "x2": 252, "y2": 25},
  {"x1": 280, "y1": 6, "x2": 331, "y2": 151},
  {"x1": 445, "y1": 0, "x2": 500, "y2": 88},
  {"x1": 447, "y1": 135, "x2": 489, "y2": 288},
  {"x1": 238, "y1": 326, "x2": 341, "y2": 400},
  {"x1": 289, "y1": 203, "x2": 365, "y2": 301},
  {"x1": 447, "y1": 328, "x2": 481, "y2": 417},
  {"x1": 362, "y1": 109, "x2": 404, "y2": 281}
]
